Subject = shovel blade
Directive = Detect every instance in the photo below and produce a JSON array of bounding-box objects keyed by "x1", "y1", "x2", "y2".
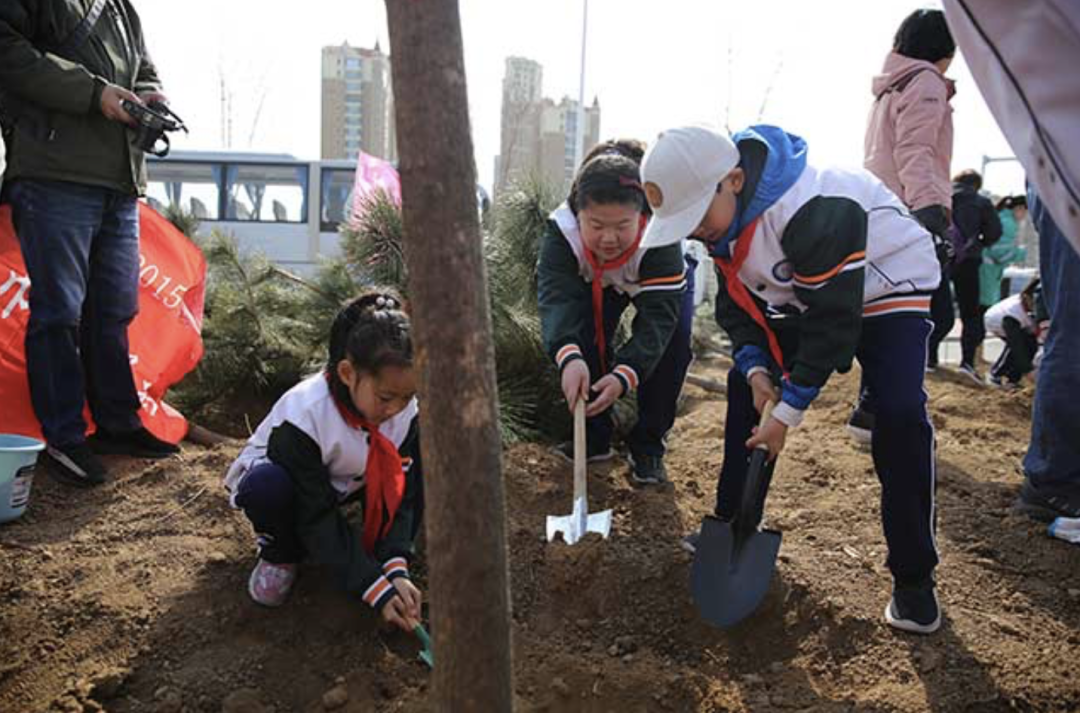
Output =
[
  {"x1": 545, "y1": 508, "x2": 613, "y2": 545},
  {"x1": 690, "y1": 515, "x2": 782, "y2": 628}
]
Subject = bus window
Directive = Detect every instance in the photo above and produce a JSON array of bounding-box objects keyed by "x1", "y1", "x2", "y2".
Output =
[
  {"x1": 146, "y1": 162, "x2": 224, "y2": 220},
  {"x1": 321, "y1": 168, "x2": 355, "y2": 231},
  {"x1": 226, "y1": 164, "x2": 309, "y2": 223}
]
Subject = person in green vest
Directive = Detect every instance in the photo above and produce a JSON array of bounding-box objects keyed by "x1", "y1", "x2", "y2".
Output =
[{"x1": 980, "y1": 195, "x2": 1028, "y2": 309}]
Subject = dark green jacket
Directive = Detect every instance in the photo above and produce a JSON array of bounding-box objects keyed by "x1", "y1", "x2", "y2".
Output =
[
  {"x1": 0, "y1": 0, "x2": 162, "y2": 194},
  {"x1": 537, "y1": 216, "x2": 686, "y2": 393}
]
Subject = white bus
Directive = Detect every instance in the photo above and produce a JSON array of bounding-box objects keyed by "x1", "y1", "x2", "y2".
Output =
[{"x1": 146, "y1": 150, "x2": 359, "y2": 276}]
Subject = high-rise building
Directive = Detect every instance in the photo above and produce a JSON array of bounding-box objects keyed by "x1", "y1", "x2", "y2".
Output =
[
  {"x1": 496, "y1": 57, "x2": 543, "y2": 195},
  {"x1": 321, "y1": 42, "x2": 396, "y2": 162},
  {"x1": 495, "y1": 57, "x2": 601, "y2": 197}
]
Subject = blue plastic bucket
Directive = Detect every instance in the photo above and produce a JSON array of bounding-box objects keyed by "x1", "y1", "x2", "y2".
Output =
[{"x1": 0, "y1": 434, "x2": 45, "y2": 524}]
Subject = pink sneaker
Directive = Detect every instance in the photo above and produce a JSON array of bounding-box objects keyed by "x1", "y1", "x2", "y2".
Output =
[{"x1": 248, "y1": 559, "x2": 298, "y2": 607}]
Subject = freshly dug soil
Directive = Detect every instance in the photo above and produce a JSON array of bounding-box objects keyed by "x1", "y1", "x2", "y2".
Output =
[{"x1": 2, "y1": 356, "x2": 1077, "y2": 712}]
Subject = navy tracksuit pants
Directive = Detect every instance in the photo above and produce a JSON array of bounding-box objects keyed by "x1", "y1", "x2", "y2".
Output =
[
  {"x1": 581, "y1": 256, "x2": 696, "y2": 457},
  {"x1": 715, "y1": 314, "x2": 939, "y2": 584}
]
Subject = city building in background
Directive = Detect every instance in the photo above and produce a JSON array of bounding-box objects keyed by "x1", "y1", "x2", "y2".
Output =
[
  {"x1": 495, "y1": 56, "x2": 599, "y2": 197},
  {"x1": 320, "y1": 42, "x2": 396, "y2": 162}
]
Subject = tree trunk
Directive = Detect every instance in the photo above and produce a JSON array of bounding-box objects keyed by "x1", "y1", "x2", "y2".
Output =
[{"x1": 384, "y1": 2, "x2": 515, "y2": 711}]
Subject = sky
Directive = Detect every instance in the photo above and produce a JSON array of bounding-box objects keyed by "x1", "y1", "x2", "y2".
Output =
[{"x1": 137, "y1": 0, "x2": 1026, "y2": 197}]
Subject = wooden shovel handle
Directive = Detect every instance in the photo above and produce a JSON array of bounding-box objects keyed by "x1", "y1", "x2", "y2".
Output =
[
  {"x1": 758, "y1": 400, "x2": 775, "y2": 429},
  {"x1": 573, "y1": 398, "x2": 587, "y2": 502}
]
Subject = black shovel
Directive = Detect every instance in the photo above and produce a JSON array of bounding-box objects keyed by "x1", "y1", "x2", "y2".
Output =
[{"x1": 691, "y1": 401, "x2": 783, "y2": 628}]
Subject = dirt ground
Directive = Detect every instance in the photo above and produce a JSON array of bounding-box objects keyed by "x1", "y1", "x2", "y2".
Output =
[{"x1": 2, "y1": 355, "x2": 1079, "y2": 713}]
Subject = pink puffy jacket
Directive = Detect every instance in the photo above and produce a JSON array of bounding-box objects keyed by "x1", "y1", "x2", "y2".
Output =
[{"x1": 864, "y1": 52, "x2": 956, "y2": 212}]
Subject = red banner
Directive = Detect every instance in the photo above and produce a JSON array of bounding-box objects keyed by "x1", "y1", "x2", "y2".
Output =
[{"x1": 0, "y1": 203, "x2": 206, "y2": 444}]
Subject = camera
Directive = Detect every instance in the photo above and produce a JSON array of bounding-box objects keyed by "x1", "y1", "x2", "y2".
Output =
[{"x1": 121, "y1": 99, "x2": 188, "y2": 158}]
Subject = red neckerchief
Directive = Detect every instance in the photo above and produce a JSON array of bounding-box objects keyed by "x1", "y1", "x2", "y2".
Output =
[
  {"x1": 712, "y1": 218, "x2": 787, "y2": 375},
  {"x1": 327, "y1": 374, "x2": 406, "y2": 554},
  {"x1": 582, "y1": 214, "x2": 647, "y2": 370}
]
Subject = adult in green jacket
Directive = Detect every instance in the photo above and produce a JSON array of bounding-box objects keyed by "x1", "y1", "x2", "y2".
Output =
[
  {"x1": 980, "y1": 195, "x2": 1028, "y2": 308},
  {"x1": 0, "y1": 0, "x2": 178, "y2": 487}
]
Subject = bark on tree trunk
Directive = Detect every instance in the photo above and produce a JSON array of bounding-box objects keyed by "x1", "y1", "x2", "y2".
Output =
[{"x1": 384, "y1": 2, "x2": 515, "y2": 710}]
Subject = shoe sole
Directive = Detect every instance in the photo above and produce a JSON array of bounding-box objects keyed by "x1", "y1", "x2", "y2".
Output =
[
  {"x1": 884, "y1": 600, "x2": 941, "y2": 635},
  {"x1": 680, "y1": 539, "x2": 697, "y2": 555},
  {"x1": 959, "y1": 369, "x2": 985, "y2": 386},
  {"x1": 88, "y1": 440, "x2": 179, "y2": 459}
]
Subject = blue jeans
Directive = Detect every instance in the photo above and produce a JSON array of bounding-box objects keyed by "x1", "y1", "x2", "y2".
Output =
[
  {"x1": 582, "y1": 255, "x2": 696, "y2": 457},
  {"x1": 9, "y1": 179, "x2": 142, "y2": 447},
  {"x1": 1023, "y1": 191, "x2": 1080, "y2": 490}
]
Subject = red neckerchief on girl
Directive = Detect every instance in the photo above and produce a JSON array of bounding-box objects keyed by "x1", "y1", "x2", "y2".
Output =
[
  {"x1": 582, "y1": 213, "x2": 647, "y2": 370},
  {"x1": 326, "y1": 374, "x2": 406, "y2": 554},
  {"x1": 711, "y1": 218, "x2": 787, "y2": 376}
]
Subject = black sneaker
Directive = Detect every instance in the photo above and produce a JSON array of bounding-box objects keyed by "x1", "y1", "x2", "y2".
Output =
[
  {"x1": 45, "y1": 443, "x2": 107, "y2": 487},
  {"x1": 885, "y1": 579, "x2": 941, "y2": 634},
  {"x1": 89, "y1": 427, "x2": 180, "y2": 459},
  {"x1": 1014, "y1": 479, "x2": 1080, "y2": 522},
  {"x1": 628, "y1": 450, "x2": 668, "y2": 485},
  {"x1": 552, "y1": 441, "x2": 615, "y2": 464},
  {"x1": 846, "y1": 407, "x2": 874, "y2": 446},
  {"x1": 680, "y1": 530, "x2": 701, "y2": 554}
]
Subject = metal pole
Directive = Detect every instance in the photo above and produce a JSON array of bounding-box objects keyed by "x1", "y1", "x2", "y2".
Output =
[{"x1": 574, "y1": 0, "x2": 589, "y2": 169}]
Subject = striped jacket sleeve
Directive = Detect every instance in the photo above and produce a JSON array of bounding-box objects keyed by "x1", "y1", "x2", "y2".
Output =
[
  {"x1": 612, "y1": 243, "x2": 686, "y2": 393},
  {"x1": 775, "y1": 196, "x2": 868, "y2": 427},
  {"x1": 537, "y1": 220, "x2": 589, "y2": 373}
]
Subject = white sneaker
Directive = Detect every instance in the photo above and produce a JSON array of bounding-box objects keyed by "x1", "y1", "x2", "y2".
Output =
[{"x1": 248, "y1": 559, "x2": 298, "y2": 607}]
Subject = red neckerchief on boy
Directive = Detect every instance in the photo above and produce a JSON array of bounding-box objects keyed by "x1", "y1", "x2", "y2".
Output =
[
  {"x1": 712, "y1": 218, "x2": 788, "y2": 376},
  {"x1": 582, "y1": 213, "x2": 647, "y2": 370},
  {"x1": 326, "y1": 374, "x2": 406, "y2": 554}
]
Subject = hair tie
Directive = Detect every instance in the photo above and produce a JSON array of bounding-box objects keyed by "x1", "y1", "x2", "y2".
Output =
[{"x1": 375, "y1": 295, "x2": 397, "y2": 310}]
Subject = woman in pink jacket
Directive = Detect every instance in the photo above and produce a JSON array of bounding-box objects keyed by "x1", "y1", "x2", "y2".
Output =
[{"x1": 850, "y1": 9, "x2": 957, "y2": 442}]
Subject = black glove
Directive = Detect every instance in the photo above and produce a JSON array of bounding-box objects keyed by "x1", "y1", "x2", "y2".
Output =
[
  {"x1": 912, "y1": 205, "x2": 949, "y2": 236},
  {"x1": 912, "y1": 205, "x2": 954, "y2": 267}
]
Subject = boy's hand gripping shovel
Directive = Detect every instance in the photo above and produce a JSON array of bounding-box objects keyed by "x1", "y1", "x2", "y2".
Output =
[
  {"x1": 691, "y1": 401, "x2": 783, "y2": 627},
  {"x1": 546, "y1": 399, "x2": 613, "y2": 545}
]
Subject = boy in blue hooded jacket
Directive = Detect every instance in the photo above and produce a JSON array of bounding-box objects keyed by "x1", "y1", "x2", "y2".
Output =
[{"x1": 641, "y1": 125, "x2": 943, "y2": 634}]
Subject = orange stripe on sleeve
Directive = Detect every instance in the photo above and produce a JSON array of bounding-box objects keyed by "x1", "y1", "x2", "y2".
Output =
[
  {"x1": 638, "y1": 272, "x2": 685, "y2": 287},
  {"x1": 793, "y1": 251, "x2": 866, "y2": 285},
  {"x1": 863, "y1": 298, "x2": 931, "y2": 315}
]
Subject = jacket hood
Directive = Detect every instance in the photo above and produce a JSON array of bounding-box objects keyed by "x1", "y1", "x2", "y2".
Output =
[
  {"x1": 872, "y1": 52, "x2": 955, "y2": 99},
  {"x1": 711, "y1": 125, "x2": 807, "y2": 257}
]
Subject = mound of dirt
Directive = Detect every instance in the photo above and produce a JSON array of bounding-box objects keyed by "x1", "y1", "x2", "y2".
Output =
[{"x1": 2, "y1": 357, "x2": 1078, "y2": 712}]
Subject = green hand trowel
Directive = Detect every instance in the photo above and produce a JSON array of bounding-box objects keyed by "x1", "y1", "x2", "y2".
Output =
[{"x1": 413, "y1": 624, "x2": 434, "y2": 669}]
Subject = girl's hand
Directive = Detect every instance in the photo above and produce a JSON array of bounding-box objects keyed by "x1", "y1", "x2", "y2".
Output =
[
  {"x1": 561, "y1": 360, "x2": 590, "y2": 411},
  {"x1": 585, "y1": 374, "x2": 623, "y2": 417},
  {"x1": 392, "y1": 578, "x2": 422, "y2": 623},
  {"x1": 381, "y1": 594, "x2": 419, "y2": 632},
  {"x1": 748, "y1": 371, "x2": 779, "y2": 415},
  {"x1": 746, "y1": 416, "x2": 787, "y2": 461}
]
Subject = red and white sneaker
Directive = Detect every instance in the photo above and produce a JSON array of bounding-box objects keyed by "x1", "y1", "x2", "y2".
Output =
[{"x1": 248, "y1": 560, "x2": 298, "y2": 607}]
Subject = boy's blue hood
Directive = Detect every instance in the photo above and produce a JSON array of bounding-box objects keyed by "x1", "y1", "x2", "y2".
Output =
[{"x1": 713, "y1": 125, "x2": 808, "y2": 257}]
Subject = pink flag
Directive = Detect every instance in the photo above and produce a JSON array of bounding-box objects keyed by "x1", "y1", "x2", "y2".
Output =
[{"x1": 350, "y1": 150, "x2": 401, "y2": 226}]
